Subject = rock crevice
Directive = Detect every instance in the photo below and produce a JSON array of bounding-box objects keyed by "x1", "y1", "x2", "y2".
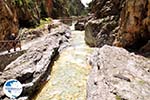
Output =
[{"x1": 0, "y1": 24, "x2": 71, "y2": 100}]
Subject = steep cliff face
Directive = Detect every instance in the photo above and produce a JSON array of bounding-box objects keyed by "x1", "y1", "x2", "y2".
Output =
[
  {"x1": 67, "y1": 0, "x2": 85, "y2": 16},
  {"x1": 0, "y1": 0, "x2": 85, "y2": 41},
  {"x1": 113, "y1": 0, "x2": 150, "y2": 50},
  {"x1": 0, "y1": 0, "x2": 19, "y2": 40},
  {"x1": 51, "y1": 0, "x2": 69, "y2": 18},
  {"x1": 0, "y1": 0, "x2": 53, "y2": 42},
  {"x1": 51, "y1": 0, "x2": 85, "y2": 18},
  {"x1": 89, "y1": 0, "x2": 124, "y2": 19},
  {"x1": 13, "y1": 0, "x2": 53, "y2": 27},
  {"x1": 85, "y1": 0, "x2": 150, "y2": 53},
  {"x1": 85, "y1": 0, "x2": 125, "y2": 47}
]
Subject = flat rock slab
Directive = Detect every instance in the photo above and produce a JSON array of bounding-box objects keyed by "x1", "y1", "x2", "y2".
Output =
[
  {"x1": 87, "y1": 45, "x2": 150, "y2": 100},
  {"x1": 0, "y1": 24, "x2": 71, "y2": 100}
]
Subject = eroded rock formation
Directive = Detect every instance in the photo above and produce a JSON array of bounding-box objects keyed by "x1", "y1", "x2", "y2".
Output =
[
  {"x1": 0, "y1": 0, "x2": 19, "y2": 40},
  {"x1": 113, "y1": 0, "x2": 150, "y2": 50},
  {"x1": 52, "y1": 0, "x2": 85, "y2": 18},
  {"x1": 0, "y1": 0, "x2": 52, "y2": 44},
  {"x1": 87, "y1": 45, "x2": 150, "y2": 100},
  {"x1": 0, "y1": 24, "x2": 71, "y2": 100},
  {"x1": 0, "y1": 50, "x2": 25, "y2": 72},
  {"x1": 0, "y1": 0, "x2": 84, "y2": 41},
  {"x1": 85, "y1": 0, "x2": 150, "y2": 54},
  {"x1": 85, "y1": 0, "x2": 124, "y2": 47}
]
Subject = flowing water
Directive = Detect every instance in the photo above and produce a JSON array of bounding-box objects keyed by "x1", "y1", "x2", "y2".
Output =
[{"x1": 34, "y1": 30, "x2": 93, "y2": 100}]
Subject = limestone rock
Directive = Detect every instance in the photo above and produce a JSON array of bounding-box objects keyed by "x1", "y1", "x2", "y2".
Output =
[
  {"x1": 90, "y1": 0, "x2": 124, "y2": 19},
  {"x1": 85, "y1": 0, "x2": 124, "y2": 47},
  {"x1": 0, "y1": 0, "x2": 84, "y2": 44},
  {"x1": 75, "y1": 17, "x2": 89, "y2": 31},
  {"x1": 0, "y1": 25, "x2": 71, "y2": 100},
  {"x1": 0, "y1": 50, "x2": 25, "y2": 72},
  {"x1": 52, "y1": 0, "x2": 85, "y2": 18},
  {"x1": 75, "y1": 21, "x2": 85, "y2": 31},
  {"x1": 87, "y1": 45, "x2": 150, "y2": 100},
  {"x1": 113, "y1": 0, "x2": 150, "y2": 50},
  {"x1": 0, "y1": 0, "x2": 19, "y2": 40},
  {"x1": 85, "y1": 16, "x2": 118, "y2": 47}
]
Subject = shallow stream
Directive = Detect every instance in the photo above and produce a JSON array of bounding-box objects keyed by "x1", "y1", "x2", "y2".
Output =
[{"x1": 34, "y1": 30, "x2": 93, "y2": 100}]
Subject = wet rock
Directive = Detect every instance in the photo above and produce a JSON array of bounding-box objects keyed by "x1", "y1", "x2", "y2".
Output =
[
  {"x1": 85, "y1": 0, "x2": 124, "y2": 47},
  {"x1": 87, "y1": 45, "x2": 150, "y2": 100},
  {"x1": 0, "y1": 24, "x2": 71, "y2": 100},
  {"x1": 34, "y1": 30, "x2": 93, "y2": 100}
]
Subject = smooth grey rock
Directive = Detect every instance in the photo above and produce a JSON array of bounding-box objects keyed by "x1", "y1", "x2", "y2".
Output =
[{"x1": 87, "y1": 45, "x2": 150, "y2": 100}]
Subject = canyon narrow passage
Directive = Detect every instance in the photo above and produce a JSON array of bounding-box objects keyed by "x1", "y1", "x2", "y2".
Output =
[{"x1": 34, "y1": 30, "x2": 93, "y2": 100}]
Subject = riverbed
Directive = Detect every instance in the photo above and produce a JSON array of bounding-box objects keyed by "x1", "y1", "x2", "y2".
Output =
[{"x1": 33, "y1": 30, "x2": 93, "y2": 100}]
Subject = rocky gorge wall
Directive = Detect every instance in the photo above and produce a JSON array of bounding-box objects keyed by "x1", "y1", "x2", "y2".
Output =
[
  {"x1": 0, "y1": 0, "x2": 85, "y2": 42},
  {"x1": 113, "y1": 0, "x2": 150, "y2": 49},
  {"x1": 85, "y1": 1, "x2": 150, "y2": 99},
  {"x1": 0, "y1": 0, "x2": 53, "y2": 42},
  {"x1": 0, "y1": 0, "x2": 19, "y2": 40},
  {"x1": 85, "y1": 0, "x2": 150, "y2": 54},
  {"x1": 85, "y1": 0, "x2": 125, "y2": 47}
]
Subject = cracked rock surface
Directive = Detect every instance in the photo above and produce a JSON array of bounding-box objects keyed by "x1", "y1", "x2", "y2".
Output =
[
  {"x1": 87, "y1": 45, "x2": 150, "y2": 100},
  {"x1": 0, "y1": 24, "x2": 71, "y2": 100}
]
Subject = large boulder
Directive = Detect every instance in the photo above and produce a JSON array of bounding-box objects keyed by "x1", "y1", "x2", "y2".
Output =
[
  {"x1": 0, "y1": 24, "x2": 71, "y2": 100},
  {"x1": 85, "y1": 16, "x2": 118, "y2": 47},
  {"x1": 75, "y1": 16, "x2": 90, "y2": 31},
  {"x1": 75, "y1": 21, "x2": 85, "y2": 31},
  {"x1": 85, "y1": 0, "x2": 124, "y2": 47},
  {"x1": 87, "y1": 45, "x2": 150, "y2": 100}
]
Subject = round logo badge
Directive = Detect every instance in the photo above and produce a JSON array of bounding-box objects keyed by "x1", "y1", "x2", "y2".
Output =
[{"x1": 3, "y1": 79, "x2": 23, "y2": 99}]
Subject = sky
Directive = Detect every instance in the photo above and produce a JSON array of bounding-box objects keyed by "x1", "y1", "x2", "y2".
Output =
[{"x1": 81, "y1": 0, "x2": 92, "y2": 7}]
